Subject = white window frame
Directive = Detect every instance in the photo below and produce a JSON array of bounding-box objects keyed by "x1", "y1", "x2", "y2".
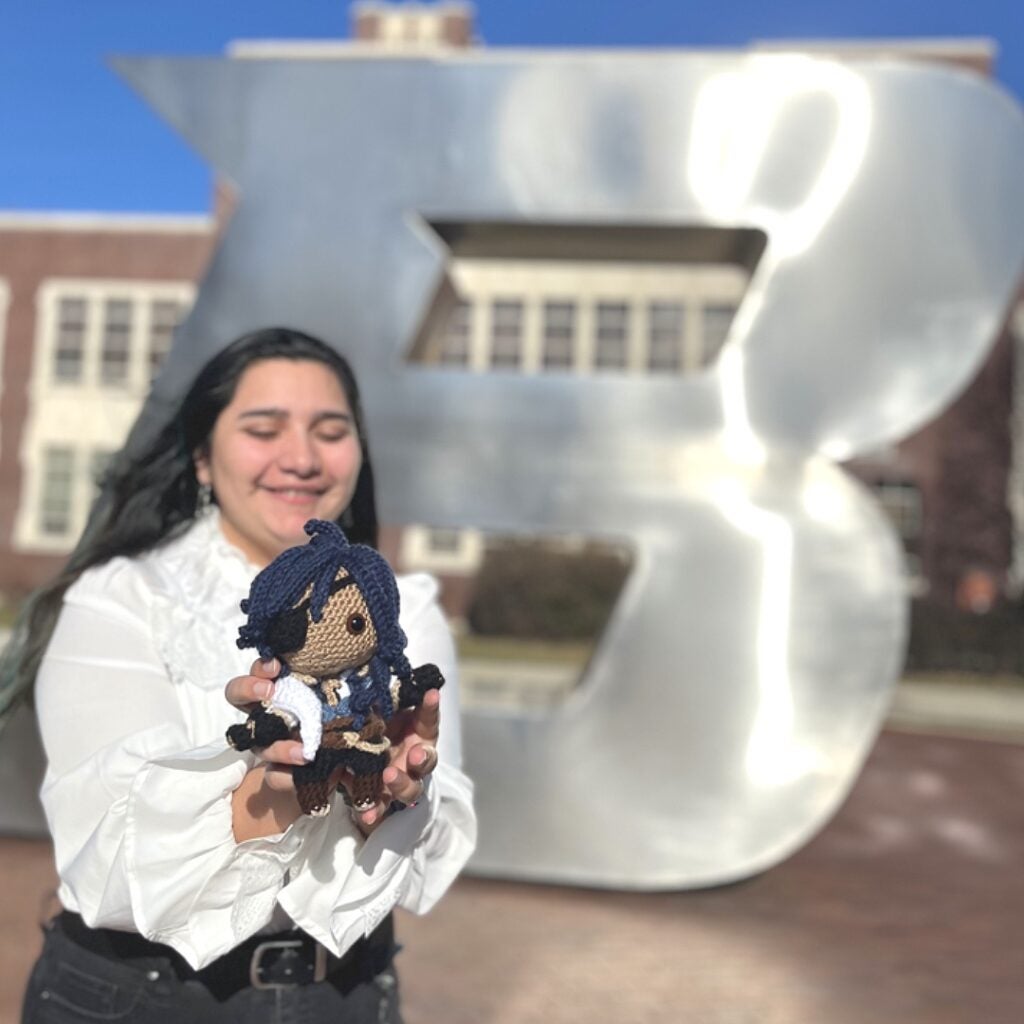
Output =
[
  {"x1": 15, "y1": 278, "x2": 194, "y2": 552},
  {"x1": 53, "y1": 295, "x2": 89, "y2": 383},
  {"x1": 378, "y1": 7, "x2": 445, "y2": 47},
  {"x1": 593, "y1": 301, "x2": 630, "y2": 371},
  {"x1": 443, "y1": 258, "x2": 748, "y2": 377},
  {"x1": 400, "y1": 525, "x2": 484, "y2": 575},
  {"x1": 37, "y1": 445, "x2": 76, "y2": 538},
  {"x1": 33, "y1": 278, "x2": 194, "y2": 395},
  {"x1": 646, "y1": 301, "x2": 686, "y2": 373},
  {"x1": 147, "y1": 296, "x2": 186, "y2": 383},
  {"x1": 439, "y1": 299, "x2": 472, "y2": 366},
  {"x1": 489, "y1": 298, "x2": 525, "y2": 370},
  {"x1": 541, "y1": 299, "x2": 577, "y2": 371},
  {"x1": 99, "y1": 297, "x2": 134, "y2": 387}
]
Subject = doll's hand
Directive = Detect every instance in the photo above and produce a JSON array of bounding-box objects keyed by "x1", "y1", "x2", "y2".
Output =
[
  {"x1": 225, "y1": 657, "x2": 306, "y2": 791},
  {"x1": 346, "y1": 688, "x2": 441, "y2": 835}
]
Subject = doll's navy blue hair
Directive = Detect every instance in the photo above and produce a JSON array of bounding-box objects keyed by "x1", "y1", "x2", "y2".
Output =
[{"x1": 237, "y1": 520, "x2": 411, "y2": 721}]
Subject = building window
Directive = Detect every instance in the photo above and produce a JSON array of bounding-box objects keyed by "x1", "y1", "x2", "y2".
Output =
[
  {"x1": 399, "y1": 524, "x2": 484, "y2": 575},
  {"x1": 701, "y1": 303, "x2": 736, "y2": 363},
  {"x1": 40, "y1": 446, "x2": 75, "y2": 536},
  {"x1": 149, "y1": 300, "x2": 180, "y2": 380},
  {"x1": 873, "y1": 481, "x2": 923, "y2": 540},
  {"x1": 42, "y1": 283, "x2": 194, "y2": 392},
  {"x1": 100, "y1": 299, "x2": 133, "y2": 385},
  {"x1": 647, "y1": 302, "x2": 685, "y2": 372},
  {"x1": 594, "y1": 302, "x2": 629, "y2": 370},
  {"x1": 439, "y1": 300, "x2": 471, "y2": 366},
  {"x1": 54, "y1": 297, "x2": 87, "y2": 382},
  {"x1": 426, "y1": 527, "x2": 462, "y2": 554},
  {"x1": 490, "y1": 299, "x2": 523, "y2": 369},
  {"x1": 379, "y1": 10, "x2": 443, "y2": 45},
  {"x1": 542, "y1": 301, "x2": 576, "y2": 370}
]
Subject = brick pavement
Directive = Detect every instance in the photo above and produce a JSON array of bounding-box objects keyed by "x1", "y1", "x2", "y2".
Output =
[{"x1": 3, "y1": 728, "x2": 1022, "y2": 1023}]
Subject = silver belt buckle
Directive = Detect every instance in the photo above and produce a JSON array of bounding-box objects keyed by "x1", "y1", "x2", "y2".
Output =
[{"x1": 249, "y1": 938, "x2": 309, "y2": 990}]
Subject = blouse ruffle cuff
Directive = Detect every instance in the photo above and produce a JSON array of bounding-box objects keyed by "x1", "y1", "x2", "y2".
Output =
[
  {"x1": 124, "y1": 742, "x2": 309, "y2": 970},
  {"x1": 276, "y1": 763, "x2": 475, "y2": 957}
]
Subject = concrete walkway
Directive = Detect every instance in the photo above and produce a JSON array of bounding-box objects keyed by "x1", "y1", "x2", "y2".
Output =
[{"x1": 887, "y1": 678, "x2": 1024, "y2": 741}]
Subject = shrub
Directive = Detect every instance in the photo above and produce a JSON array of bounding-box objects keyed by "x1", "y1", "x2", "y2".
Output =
[
  {"x1": 467, "y1": 537, "x2": 631, "y2": 641},
  {"x1": 905, "y1": 598, "x2": 1024, "y2": 676}
]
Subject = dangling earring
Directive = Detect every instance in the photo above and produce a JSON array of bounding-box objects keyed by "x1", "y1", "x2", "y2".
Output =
[{"x1": 197, "y1": 483, "x2": 213, "y2": 515}]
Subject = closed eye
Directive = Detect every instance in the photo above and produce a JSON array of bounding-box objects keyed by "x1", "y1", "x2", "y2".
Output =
[{"x1": 315, "y1": 427, "x2": 351, "y2": 443}]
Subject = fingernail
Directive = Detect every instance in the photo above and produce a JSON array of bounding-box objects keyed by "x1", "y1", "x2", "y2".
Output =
[
  {"x1": 260, "y1": 658, "x2": 279, "y2": 674},
  {"x1": 383, "y1": 767, "x2": 398, "y2": 785},
  {"x1": 290, "y1": 748, "x2": 307, "y2": 765},
  {"x1": 417, "y1": 745, "x2": 436, "y2": 764},
  {"x1": 255, "y1": 681, "x2": 273, "y2": 699}
]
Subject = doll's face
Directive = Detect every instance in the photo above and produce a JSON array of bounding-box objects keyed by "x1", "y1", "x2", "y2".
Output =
[{"x1": 275, "y1": 568, "x2": 379, "y2": 677}]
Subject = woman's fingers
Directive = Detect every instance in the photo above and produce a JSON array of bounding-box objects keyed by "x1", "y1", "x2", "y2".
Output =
[
  {"x1": 406, "y1": 742, "x2": 438, "y2": 781},
  {"x1": 411, "y1": 689, "x2": 441, "y2": 742},
  {"x1": 352, "y1": 803, "x2": 384, "y2": 832},
  {"x1": 381, "y1": 743, "x2": 436, "y2": 807},
  {"x1": 225, "y1": 658, "x2": 280, "y2": 709},
  {"x1": 341, "y1": 743, "x2": 437, "y2": 835},
  {"x1": 350, "y1": 769, "x2": 415, "y2": 834},
  {"x1": 224, "y1": 656, "x2": 300, "y2": 767},
  {"x1": 250, "y1": 657, "x2": 280, "y2": 679},
  {"x1": 224, "y1": 675, "x2": 274, "y2": 709},
  {"x1": 256, "y1": 739, "x2": 307, "y2": 767},
  {"x1": 260, "y1": 762, "x2": 298, "y2": 792}
]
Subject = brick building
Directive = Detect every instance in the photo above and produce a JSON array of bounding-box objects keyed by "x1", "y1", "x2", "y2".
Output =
[{"x1": 0, "y1": 213, "x2": 214, "y2": 599}]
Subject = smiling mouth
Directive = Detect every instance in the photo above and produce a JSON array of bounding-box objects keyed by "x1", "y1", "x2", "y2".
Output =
[{"x1": 263, "y1": 486, "x2": 325, "y2": 502}]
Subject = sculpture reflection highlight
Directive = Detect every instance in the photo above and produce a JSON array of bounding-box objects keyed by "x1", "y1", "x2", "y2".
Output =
[{"x1": 689, "y1": 56, "x2": 873, "y2": 260}]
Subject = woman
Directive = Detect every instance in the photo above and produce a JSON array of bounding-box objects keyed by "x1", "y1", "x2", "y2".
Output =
[{"x1": 4, "y1": 327, "x2": 476, "y2": 1022}]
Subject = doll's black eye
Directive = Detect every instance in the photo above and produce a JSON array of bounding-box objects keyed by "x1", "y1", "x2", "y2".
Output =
[{"x1": 346, "y1": 613, "x2": 367, "y2": 635}]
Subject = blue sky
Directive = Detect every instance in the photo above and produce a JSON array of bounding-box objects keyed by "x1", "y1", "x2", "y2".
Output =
[{"x1": 2, "y1": 0, "x2": 1022, "y2": 213}]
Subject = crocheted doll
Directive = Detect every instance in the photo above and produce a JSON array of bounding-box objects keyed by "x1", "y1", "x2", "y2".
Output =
[{"x1": 226, "y1": 519, "x2": 444, "y2": 816}]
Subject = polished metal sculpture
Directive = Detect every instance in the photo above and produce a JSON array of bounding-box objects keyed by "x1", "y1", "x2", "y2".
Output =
[{"x1": 109, "y1": 51, "x2": 1024, "y2": 887}]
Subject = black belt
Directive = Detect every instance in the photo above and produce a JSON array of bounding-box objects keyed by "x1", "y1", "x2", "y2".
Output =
[{"x1": 54, "y1": 910, "x2": 397, "y2": 999}]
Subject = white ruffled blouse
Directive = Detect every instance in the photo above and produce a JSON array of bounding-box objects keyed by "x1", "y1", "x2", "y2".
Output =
[{"x1": 35, "y1": 511, "x2": 477, "y2": 969}]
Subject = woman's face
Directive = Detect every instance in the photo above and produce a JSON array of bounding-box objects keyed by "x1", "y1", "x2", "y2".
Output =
[{"x1": 195, "y1": 358, "x2": 363, "y2": 567}]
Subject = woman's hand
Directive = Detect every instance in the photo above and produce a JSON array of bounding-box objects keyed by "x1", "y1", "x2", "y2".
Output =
[
  {"x1": 225, "y1": 657, "x2": 308, "y2": 782},
  {"x1": 345, "y1": 688, "x2": 441, "y2": 836},
  {"x1": 226, "y1": 658, "x2": 305, "y2": 840}
]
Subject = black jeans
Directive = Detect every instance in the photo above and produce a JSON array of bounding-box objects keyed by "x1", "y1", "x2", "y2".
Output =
[{"x1": 21, "y1": 916, "x2": 404, "y2": 1024}]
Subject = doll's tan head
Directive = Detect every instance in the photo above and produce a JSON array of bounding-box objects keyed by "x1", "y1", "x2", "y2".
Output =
[{"x1": 277, "y1": 568, "x2": 379, "y2": 677}]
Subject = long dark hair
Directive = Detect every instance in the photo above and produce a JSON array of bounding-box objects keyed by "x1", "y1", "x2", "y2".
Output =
[{"x1": 0, "y1": 327, "x2": 378, "y2": 730}]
